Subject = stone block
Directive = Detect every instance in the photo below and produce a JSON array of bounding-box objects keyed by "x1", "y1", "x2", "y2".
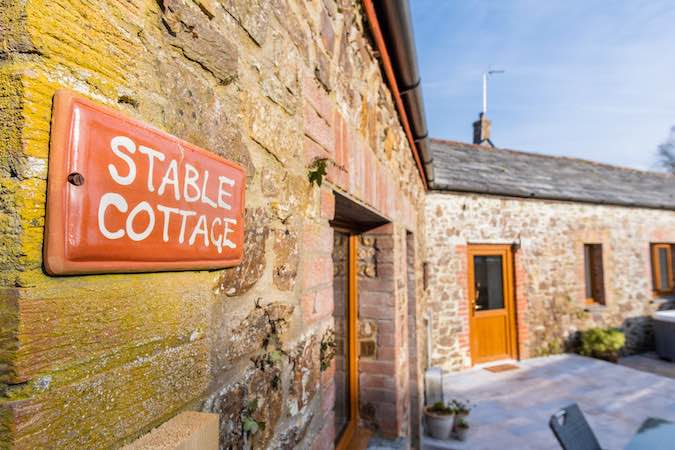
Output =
[
  {"x1": 219, "y1": 208, "x2": 269, "y2": 297},
  {"x1": 304, "y1": 102, "x2": 334, "y2": 154},
  {"x1": 220, "y1": 0, "x2": 270, "y2": 45},
  {"x1": 6, "y1": 342, "x2": 208, "y2": 449},
  {"x1": 319, "y1": 8, "x2": 335, "y2": 54},
  {"x1": 123, "y1": 411, "x2": 219, "y2": 450},
  {"x1": 161, "y1": 0, "x2": 238, "y2": 84}
]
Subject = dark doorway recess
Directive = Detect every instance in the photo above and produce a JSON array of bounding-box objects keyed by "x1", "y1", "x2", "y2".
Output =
[{"x1": 330, "y1": 192, "x2": 389, "y2": 233}]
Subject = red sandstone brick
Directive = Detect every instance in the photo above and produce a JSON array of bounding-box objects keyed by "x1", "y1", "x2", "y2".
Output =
[
  {"x1": 302, "y1": 225, "x2": 333, "y2": 255},
  {"x1": 311, "y1": 414, "x2": 335, "y2": 450},
  {"x1": 320, "y1": 188, "x2": 335, "y2": 220},
  {"x1": 304, "y1": 102, "x2": 334, "y2": 154},
  {"x1": 359, "y1": 359, "x2": 395, "y2": 375},
  {"x1": 321, "y1": 379, "x2": 336, "y2": 413},
  {"x1": 377, "y1": 320, "x2": 395, "y2": 334},
  {"x1": 360, "y1": 373, "x2": 396, "y2": 391},
  {"x1": 377, "y1": 345, "x2": 396, "y2": 361},
  {"x1": 341, "y1": 125, "x2": 350, "y2": 173},
  {"x1": 321, "y1": 359, "x2": 336, "y2": 386},
  {"x1": 378, "y1": 332, "x2": 395, "y2": 347},
  {"x1": 359, "y1": 278, "x2": 395, "y2": 294},
  {"x1": 364, "y1": 150, "x2": 373, "y2": 206},
  {"x1": 301, "y1": 255, "x2": 333, "y2": 290},
  {"x1": 368, "y1": 401, "x2": 399, "y2": 434},
  {"x1": 360, "y1": 304, "x2": 395, "y2": 320},
  {"x1": 300, "y1": 285, "x2": 333, "y2": 324},
  {"x1": 358, "y1": 290, "x2": 392, "y2": 307},
  {"x1": 361, "y1": 387, "x2": 395, "y2": 404},
  {"x1": 319, "y1": 8, "x2": 335, "y2": 54},
  {"x1": 333, "y1": 111, "x2": 343, "y2": 166},
  {"x1": 304, "y1": 136, "x2": 329, "y2": 164},
  {"x1": 303, "y1": 73, "x2": 333, "y2": 122}
]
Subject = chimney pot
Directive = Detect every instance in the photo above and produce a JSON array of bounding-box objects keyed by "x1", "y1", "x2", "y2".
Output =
[{"x1": 472, "y1": 112, "x2": 493, "y2": 146}]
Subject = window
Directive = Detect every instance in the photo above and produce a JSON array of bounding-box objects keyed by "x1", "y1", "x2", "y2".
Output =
[
  {"x1": 651, "y1": 244, "x2": 674, "y2": 295},
  {"x1": 584, "y1": 244, "x2": 605, "y2": 305}
]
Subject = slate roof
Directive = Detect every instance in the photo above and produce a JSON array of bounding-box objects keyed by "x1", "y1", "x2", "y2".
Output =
[{"x1": 429, "y1": 139, "x2": 675, "y2": 210}]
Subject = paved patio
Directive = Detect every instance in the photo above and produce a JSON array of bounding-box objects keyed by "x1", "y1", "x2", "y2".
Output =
[
  {"x1": 620, "y1": 352, "x2": 675, "y2": 379},
  {"x1": 423, "y1": 354, "x2": 675, "y2": 450}
]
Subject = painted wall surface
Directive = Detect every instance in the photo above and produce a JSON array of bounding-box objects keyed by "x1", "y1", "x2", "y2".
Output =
[
  {"x1": 0, "y1": 0, "x2": 426, "y2": 448},
  {"x1": 425, "y1": 191, "x2": 675, "y2": 371}
]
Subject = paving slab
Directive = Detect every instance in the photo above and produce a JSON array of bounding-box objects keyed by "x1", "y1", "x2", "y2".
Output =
[
  {"x1": 422, "y1": 354, "x2": 675, "y2": 450},
  {"x1": 620, "y1": 352, "x2": 675, "y2": 379}
]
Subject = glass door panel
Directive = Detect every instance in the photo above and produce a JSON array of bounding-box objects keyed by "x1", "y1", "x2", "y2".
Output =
[{"x1": 473, "y1": 255, "x2": 504, "y2": 311}]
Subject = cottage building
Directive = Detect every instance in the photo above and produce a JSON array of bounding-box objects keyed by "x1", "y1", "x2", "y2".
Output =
[
  {"x1": 0, "y1": 0, "x2": 432, "y2": 448},
  {"x1": 3, "y1": 0, "x2": 675, "y2": 448},
  {"x1": 426, "y1": 136, "x2": 675, "y2": 371}
]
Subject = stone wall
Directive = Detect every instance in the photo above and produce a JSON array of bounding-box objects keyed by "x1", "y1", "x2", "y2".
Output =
[
  {"x1": 0, "y1": 0, "x2": 426, "y2": 448},
  {"x1": 426, "y1": 191, "x2": 675, "y2": 371}
]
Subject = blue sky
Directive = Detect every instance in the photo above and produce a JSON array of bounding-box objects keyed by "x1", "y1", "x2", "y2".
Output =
[{"x1": 409, "y1": 0, "x2": 675, "y2": 171}]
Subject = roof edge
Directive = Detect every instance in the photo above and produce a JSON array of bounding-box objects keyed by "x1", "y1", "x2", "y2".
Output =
[
  {"x1": 430, "y1": 138, "x2": 673, "y2": 178},
  {"x1": 428, "y1": 185, "x2": 675, "y2": 212}
]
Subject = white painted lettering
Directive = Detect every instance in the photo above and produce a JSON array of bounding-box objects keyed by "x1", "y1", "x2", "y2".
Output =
[
  {"x1": 109, "y1": 136, "x2": 137, "y2": 185},
  {"x1": 210, "y1": 217, "x2": 223, "y2": 254},
  {"x1": 98, "y1": 192, "x2": 128, "y2": 239},
  {"x1": 126, "y1": 201, "x2": 155, "y2": 241},
  {"x1": 184, "y1": 163, "x2": 201, "y2": 202},
  {"x1": 139, "y1": 145, "x2": 166, "y2": 192},
  {"x1": 200, "y1": 170, "x2": 217, "y2": 208},
  {"x1": 178, "y1": 209, "x2": 197, "y2": 244},
  {"x1": 158, "y1": 159, "x2": 180, "y2": 201},
  {"x1": 189, "y1": 214, "x2": 209, "y2": 246},
  {"x1": 222, "y1": 218, "x2": 237, "y2": 249},
  {"x1": 217, "y1": 176, "x2": 235, "y2": 210},
  {"x1": 157, "y1": 204, "x2": 180, "y2": 242}
]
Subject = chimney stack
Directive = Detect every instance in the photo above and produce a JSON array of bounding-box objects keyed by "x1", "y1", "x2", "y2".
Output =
[{"x1": 472, "y1": 112, "x2": 493, "y2": 147}]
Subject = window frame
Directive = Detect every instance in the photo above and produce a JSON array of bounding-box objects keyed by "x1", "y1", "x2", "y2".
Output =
[
  {"x1": 651, "y1": 243, "x2": 674, "y2": 295},
  {"x1": 583, "y1": 243, "x2": 606, "y2": 305}
]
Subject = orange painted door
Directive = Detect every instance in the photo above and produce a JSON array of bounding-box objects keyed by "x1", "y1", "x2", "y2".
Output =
[
  {"x1": 468, "y1": 245, "x2": 518, "y2": 364},
  {"x1": 332, "y1": 231, "x2": 359, "y2": 449}
]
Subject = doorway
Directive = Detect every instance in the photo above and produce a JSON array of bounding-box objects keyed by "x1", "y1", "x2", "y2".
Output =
[
  {"x1": 467, "y1": 244, "x2": 518, "y2": 364},
  {"x1": 332, "y1": 230, "x2": 358, "y2": 449}
]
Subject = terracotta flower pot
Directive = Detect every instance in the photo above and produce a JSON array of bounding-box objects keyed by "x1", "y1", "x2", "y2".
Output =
[
  {"x1": 424, "y1": 406, "x2": 454, "y2": 440},
  {"x1": 453, "y1": 412, "x2": 468, "y2": 432},
  {"x1": 454, "y1": 425, "x2": 469, "y2": 441}
]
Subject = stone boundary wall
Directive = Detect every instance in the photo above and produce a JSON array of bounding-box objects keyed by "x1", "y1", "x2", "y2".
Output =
[
  {"x1": 0, "y1": 0, "x2": 426, "y2": 447},
  {"x1": 426, "y1": 191, "x2": 675, "y2": 371}
]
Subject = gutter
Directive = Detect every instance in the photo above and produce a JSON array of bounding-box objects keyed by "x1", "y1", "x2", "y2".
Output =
[{"x1": 363, "y1": 0, "x2": 433, "y2": 186}]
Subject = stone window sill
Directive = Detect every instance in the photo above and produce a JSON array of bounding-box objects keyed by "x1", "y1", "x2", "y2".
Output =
[{"x1": 583, "y1": 303, "x2": 607, "y2": 313}]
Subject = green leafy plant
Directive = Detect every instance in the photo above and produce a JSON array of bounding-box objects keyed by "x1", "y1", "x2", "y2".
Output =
[
  {"x1": 307, "y1": 157, "x2": 331, "y2": 187},
  {"x1": 534, "y1": 340, "x2": 563, "y2": 357},
  {"x1": 428, "y1": 401, "x2": 453, "y2": 415},
  {"x1": 449, "y1": 399, "x2": 474, "y2": 415},
  {"x1": 456, "y1": 418, "x2": 470, "y2": 429},
  {"x1": 242, "y1": 399, "x2": 265, "y2": 436},
  {"x1": 577, "y1": 327, "x2": 625, "y2": 362}
]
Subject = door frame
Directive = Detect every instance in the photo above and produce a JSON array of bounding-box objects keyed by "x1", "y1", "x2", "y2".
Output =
[
  {"x1": 335, "y1": 232, "x2": 359, "y2": 450},
  {"x1": 467, "y1": 244, "x2": 518, "y2": 365}
]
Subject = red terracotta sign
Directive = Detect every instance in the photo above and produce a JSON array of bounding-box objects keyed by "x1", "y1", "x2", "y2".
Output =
[{"x1": 44, "y1": 90, "x2": 246, "y2": 275}]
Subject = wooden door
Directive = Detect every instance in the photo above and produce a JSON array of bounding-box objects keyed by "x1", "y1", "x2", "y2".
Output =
[
  {"x1": 332, "y1": 231, "x2": 359, "y2": 449},
  {"x1": 468, "y1": 245, "x2": 518, "y2": 364}
]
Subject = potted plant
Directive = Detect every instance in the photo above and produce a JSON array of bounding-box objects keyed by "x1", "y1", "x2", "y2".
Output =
[
  {"x1": 450, "y1": 399, "x2": 473, "y2": 432},
  {"x1": 454, "y1": 418, "x2": 470, "y2": 441},
  {"x1": 424, "y1": 401, "x2": 454, "y2": 440}
]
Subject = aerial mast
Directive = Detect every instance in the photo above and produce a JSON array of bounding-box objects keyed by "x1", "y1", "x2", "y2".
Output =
[{"x1": 482, "y1": 69, "x2": 504, "y2": 115}]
